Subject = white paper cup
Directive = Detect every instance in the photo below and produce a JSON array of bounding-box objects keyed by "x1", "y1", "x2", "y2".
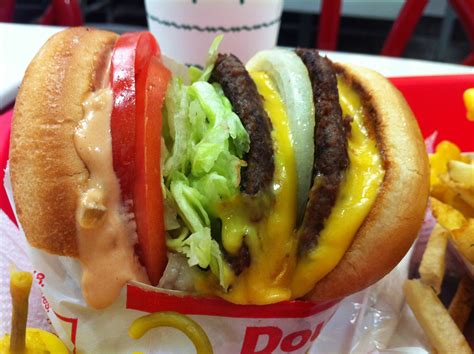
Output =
[{"x1": 144, "y1": 0, "x2": 283, "y2": 66}]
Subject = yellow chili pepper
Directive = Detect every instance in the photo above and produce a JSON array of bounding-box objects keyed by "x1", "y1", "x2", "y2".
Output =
[
  {"x1": 129, "y1": 311, "x2": 213, "y2": 354},
  {"x1": 0, "y1": 268, "x2": 68, "y2": 354}
]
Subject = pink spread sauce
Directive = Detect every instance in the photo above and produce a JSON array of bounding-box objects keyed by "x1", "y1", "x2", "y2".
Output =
[{"x1": 73, "y1": 59, "x2": 149, "y2": 309}]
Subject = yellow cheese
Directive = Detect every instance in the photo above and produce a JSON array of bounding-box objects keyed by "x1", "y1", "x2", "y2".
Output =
[
  {"x1": 217, "y1": 72, "x2": 298, "y2": 304},
  {"x1": 198, "y1": 72, "x2": 383, "y2": 304},
  {"x1": 291, "y1": 77, "x2": 384, "y2": 298}
]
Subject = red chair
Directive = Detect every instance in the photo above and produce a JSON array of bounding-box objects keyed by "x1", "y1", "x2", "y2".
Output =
[
  {"x1": 0, "y1": 0, "x2": 83, "y2": 26},
  {"x1": 0, "y1": 0, "x2": 15, "y2": 22},
  {"x1": 39, "y1": 0, "x2": 83, "y2": 26},
  {"x1": 317, "y1": 0, "x2": 342, "y2": 51},
  {"x1": 448, "y1": 0, "x2": 474, "y2": 66},
  {"x1": 316, "y1": 0, "x2": 474, "y2": 66},
  {"x1": 380, "y1": 0, "x2": 429, "y2": 57}
]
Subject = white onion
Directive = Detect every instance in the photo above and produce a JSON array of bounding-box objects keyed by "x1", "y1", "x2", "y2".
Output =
[
  {"x1": 162, "y1": 55, "x2": 190, "y2": 84},
  {"x1": 246, "y1": 49, "x2": 315, "y2": 221}
]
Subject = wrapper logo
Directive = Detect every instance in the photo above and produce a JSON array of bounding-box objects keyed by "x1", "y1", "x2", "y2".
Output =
[
  {"x1": 241, "y1": 323, "x2": 324, "y2": 353},
  {"x1": 33, "y1": 270, "x2": 45, "y2": 287}
]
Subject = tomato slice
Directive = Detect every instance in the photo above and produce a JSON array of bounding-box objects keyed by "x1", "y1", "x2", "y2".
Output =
[
  {"x1": 110, "y1": 32, "x2": 169, "y2": 285},
  {"x1": 110, "y1": 32, "x2": 159, "y2": 201},
  {"x1": 134, "y1": 56, "x2": 171, "y2": 285}
]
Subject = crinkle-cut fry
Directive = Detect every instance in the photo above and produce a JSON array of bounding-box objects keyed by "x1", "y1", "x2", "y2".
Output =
[
  {"x1": 429, "y1": 141, "x2": 467, "y2": 186},
  {"x1": 439, "y1": 174, "x2": 474, "y2": 210},
  {"x1": 404, "y1": 279, "x2": 471, "y2": 354},
  {"x1": 449, "y1": 275, "x2": 474, "y2": 331},
  {"x1": 431, "y1": 183, "x2": 474, "y2": 218},
  {"x1": 447, "y1": 160, "x2": 474, "y2": 187},
  {"x1": 451, "y1": 219, "x2": 474, "y2": 264},
  {"x1": 430, "y1": 197, "x2": 467, "y2": 231},
  {"x1": 419, "y1": 224, "x2": 449, "y2": 294}
]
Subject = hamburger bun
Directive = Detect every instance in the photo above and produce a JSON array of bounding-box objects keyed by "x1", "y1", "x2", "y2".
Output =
[{"x1": 10, "y1": 28, "x2": 118, "y2": 257}]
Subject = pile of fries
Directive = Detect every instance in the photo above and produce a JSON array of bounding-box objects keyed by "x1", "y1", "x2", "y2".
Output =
[{"x1": 405, "y1": 140, "x2": 474, "y2": 353}]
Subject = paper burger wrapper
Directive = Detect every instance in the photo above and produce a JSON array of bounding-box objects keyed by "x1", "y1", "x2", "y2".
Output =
[
  {"x1": 4, "y1": 165, "x2": 339, "y2": 353},
  {"x1": 144, "y1": 0, "x2": 283, "y2": 66}
]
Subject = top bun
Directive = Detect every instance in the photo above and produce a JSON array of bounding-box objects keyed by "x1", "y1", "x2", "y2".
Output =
[
  {"x1": 307, "y1": 63, "x2": 429, "y2": 301},
  {"x1": 10, "y1": 28, "x2": 118, "y2": 257}
]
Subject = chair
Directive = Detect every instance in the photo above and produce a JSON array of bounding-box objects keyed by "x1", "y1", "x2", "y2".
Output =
[
  {"x1": 0, "y1": 0, "x2": 15, "y2": 22},
  {"x1": 448, "y1": 0, "x2": 474, "y2": 65},
  {"x1": 316, "y1": 0, "x2": 474, "y2": 66},
  {"x1": 316, "y1": 0, "x2": 342, "y2": 51},
  {"x1": 0, "y1": 0, "x2": 83, "y2": 26},
  {"x1": 39, "y1": 0, "x2": 83, "y2": 26}
]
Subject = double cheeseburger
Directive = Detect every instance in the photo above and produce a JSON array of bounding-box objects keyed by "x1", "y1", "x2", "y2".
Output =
[{"x1": 10, "y1": 28, "x2": 429, "y2": 309}]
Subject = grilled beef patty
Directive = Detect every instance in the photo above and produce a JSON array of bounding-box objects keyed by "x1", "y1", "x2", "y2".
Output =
[
  {"x1": 295, "y1": 49, "x2": 350, "y2": 255},
  {"x1": 211, "y1": 53, "x2": 274, "y2": 195}
]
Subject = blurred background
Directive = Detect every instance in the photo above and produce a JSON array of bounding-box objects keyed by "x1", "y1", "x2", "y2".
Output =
[{"x1": 1, "y1": 0, "x2": 473, "y2": 64}]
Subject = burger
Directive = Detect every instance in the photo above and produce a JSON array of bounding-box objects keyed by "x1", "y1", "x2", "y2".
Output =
[{"x1": 9, "y1": 28, "x2": 429, "y2": 309}]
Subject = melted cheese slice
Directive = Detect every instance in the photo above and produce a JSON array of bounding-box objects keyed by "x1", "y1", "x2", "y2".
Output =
[
  {"x1": 290, "y1": 78, "x2": 385, "y2": 298},
  {"x1": 199, "y1": 73, "x2": 384, "y2": 304},
  {"x1": 217, "y1": 71, "x2": 298, "y2": 304}
]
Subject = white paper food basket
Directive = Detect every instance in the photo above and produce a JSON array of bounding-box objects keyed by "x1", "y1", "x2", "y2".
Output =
[{"x1": 4, "y1": 165, "x2": 340, "y2": 353}]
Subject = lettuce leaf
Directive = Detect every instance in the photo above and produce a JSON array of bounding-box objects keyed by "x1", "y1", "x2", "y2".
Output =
[
  {"x1": 164, "y1": 78, "x2": 190, "y2": 176},
  {"x1": 167, "y1": 224, "x2": 234, "y2": 290},
  {"x1": 197, "y1": 35, "x2": 223, "y2": 82},
  {"x1": 163, "y1": 36, "x2": 249, "y2": 289}
]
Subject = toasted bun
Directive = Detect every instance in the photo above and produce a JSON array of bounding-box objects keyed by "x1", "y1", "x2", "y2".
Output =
[
  {"x1": 307, "y1": 63, "x2": 430, "y2": 301},
  {"x1": 10, "y1": 28, "x2": 118, "y2": 257}
]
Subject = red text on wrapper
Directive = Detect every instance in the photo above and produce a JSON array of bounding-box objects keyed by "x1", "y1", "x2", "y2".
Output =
[
  {"x1": 126, "y1": 285, "x2": 339, "y2": 353},
  {"x1": 241, "y1": 322, "x2": 324, "y2": 353},
  {"x1": 54, "y1": 311, "x2": 78, "y2": 353},
  {"x1": 41, "y1": 295, "x2": 50, "y2": 313},
  {"x1": 33, "y1": 270, "x2": 45, "y2": 287}
]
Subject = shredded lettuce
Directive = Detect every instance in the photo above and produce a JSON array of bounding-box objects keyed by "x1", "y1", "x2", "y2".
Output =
[
  {"x1": 198, "y1": 35, "x2": 223, "y2": 82},
  {"x1": 164, "y1": 78, "x2": 190, "y2": 176},
  {"x1": 167, "y1": 225, "x2": 234, "y2": 290},
  {"x1": 170, "y1": 174, "x2": 210, "y2": 232},
  {"x1": 188, "y1": 66, "x2": 203, "y2": 83},
  {"x1": 162, "y1": 36, "x2": 249, "y2": 289}
]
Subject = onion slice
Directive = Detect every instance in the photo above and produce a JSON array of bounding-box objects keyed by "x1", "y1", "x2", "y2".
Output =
[{"x1": 246, "y1": 49, "x2": 315, "y2": 220}]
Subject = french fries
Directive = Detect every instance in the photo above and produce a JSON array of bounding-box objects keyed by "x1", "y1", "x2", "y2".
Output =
[
  {"x1": 406, "y1": 139, "x2": 474, "y2": 352},
  {"x1": 429, "y1": 141, "x2": 469, "y2": 186},
  {"x1": 404, "y1": 279, "x2": 471, "y2": 354},
  {"x1": 451, "y1": 220, "x2": 474, "y2": 264},
  {"x1": 419, "y1": 224, "x2": 449, "y2": 294},
  {"x1": 448, "y1": 160, "x2": 474, "y2": 187},
  {"x1": 431, "y1": 183, "x2": 474, "y2": 218},
  {"x1": 449, "y1": 276, "x2": 474, "y2": 331},
  {"x1": 463, "y1": 88, "x2": 474, "y2": 121},
  {"x1": 430, "y1": 197, "x2": 467, "y2": 231}
]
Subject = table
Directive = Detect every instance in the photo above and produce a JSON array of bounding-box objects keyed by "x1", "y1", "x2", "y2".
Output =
[
  {"x1": 1, "y1": 22, "x2": 473, "y2": 353},
  {"x1": 1, "y1": 23, "x2": 473, "y2": 111}
]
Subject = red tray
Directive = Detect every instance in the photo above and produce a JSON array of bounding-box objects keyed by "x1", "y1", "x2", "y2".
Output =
[
  {"x1": 1, "y1": 74, "x2": 474, "y2": 224},
  {"x1": 390, "y1": 74, "x2": 474, "y2": 151}
]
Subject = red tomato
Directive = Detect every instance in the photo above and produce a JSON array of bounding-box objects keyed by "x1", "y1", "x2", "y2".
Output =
[
  {"x1": 110, "y1": 32, "x2": 169, "y2": 284},
  {"x1": 110, "y1": 32, "x2": 159, "y2": 201},
  {"x1": 134, "y1": 56, "x2": 171, "y2": 285}
]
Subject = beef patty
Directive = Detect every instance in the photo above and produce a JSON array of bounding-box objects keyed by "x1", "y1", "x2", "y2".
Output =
[
  {"x1": 295, "y1": 49, "x2": 350, "y2": 255},
  {"x1": 211, "y1": 53, "x2": 274, "y2": 195}
]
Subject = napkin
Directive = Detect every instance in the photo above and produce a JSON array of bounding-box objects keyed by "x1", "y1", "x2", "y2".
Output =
[{"x1": 0, "y1": 209, "x2": 50, "y2": 336}]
